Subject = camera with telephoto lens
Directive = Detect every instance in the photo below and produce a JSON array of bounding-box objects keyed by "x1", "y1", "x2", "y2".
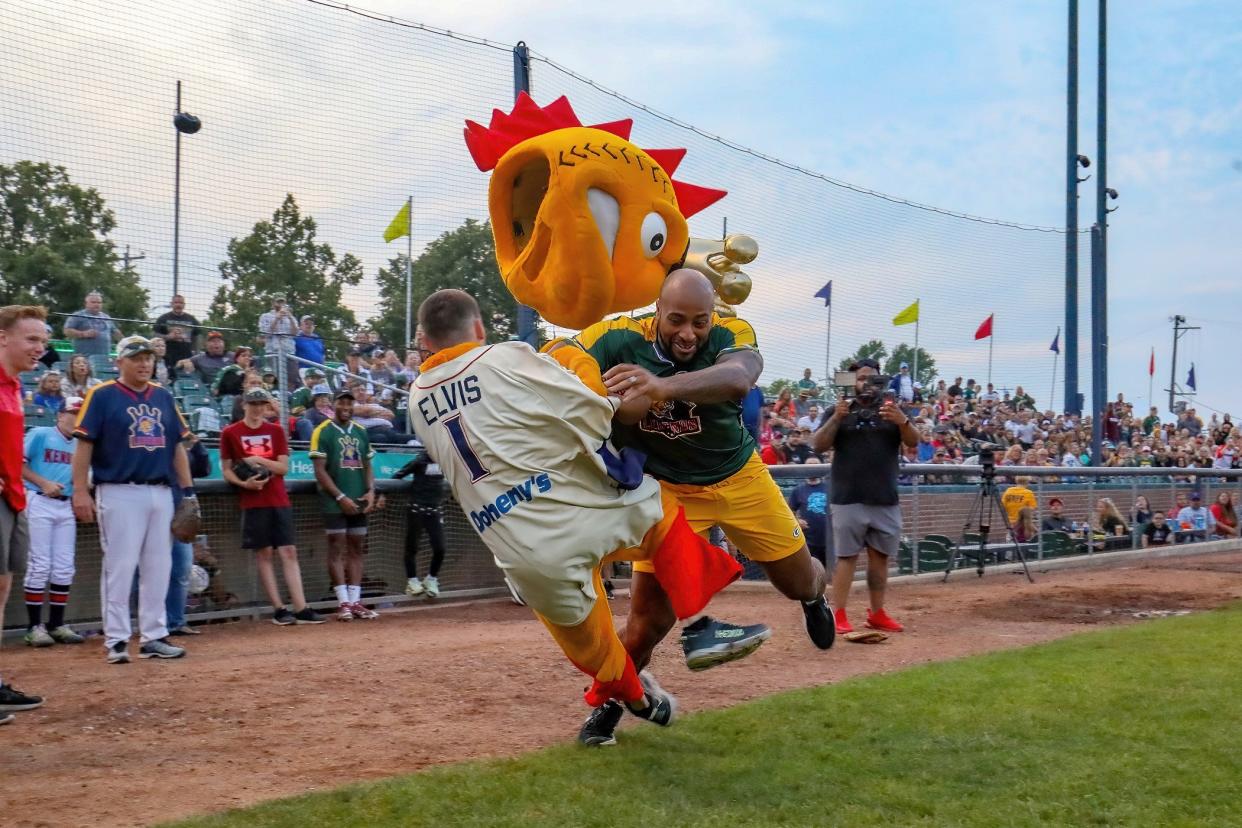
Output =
[{"x1": 834, "y1": 370, "x2": 894, "y2": 423}]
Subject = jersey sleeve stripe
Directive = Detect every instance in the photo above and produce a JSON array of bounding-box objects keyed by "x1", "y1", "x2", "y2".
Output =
[
  {"x1": 71, "y1": 380, "x2": 113, "y2": 440},
  {"x1": 573, "y1": 316, "x2": 638, "y2": 352},
  {"x1": 719, "y1": 317, "x2": 758, "y2": 349},
  {"x1": 307, "y1": 419, "x2": 330, "y2": 457}
]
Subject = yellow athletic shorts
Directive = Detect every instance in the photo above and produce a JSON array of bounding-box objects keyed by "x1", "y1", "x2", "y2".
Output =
[{"x1": 633, "y1": 452, "x2": 804, "y2": 572}]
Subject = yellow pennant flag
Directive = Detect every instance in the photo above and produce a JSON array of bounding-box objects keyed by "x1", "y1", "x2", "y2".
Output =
[
  {"x1": 383, "y1": 200, "x2": 410, "y2": 243},
  {"x1": 892, "y1": 300, "x2": 919, "y2": 326}
]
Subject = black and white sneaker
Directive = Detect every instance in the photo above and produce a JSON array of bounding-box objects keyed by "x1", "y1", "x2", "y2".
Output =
[
  {"x1": 578, "y1": 700, "x2": 624, "y2": 747},
  {"x1": 680, "y1": 616, "x2": 772, "y2": 671},
  {"x1": 0, "y1": 683, "x2": 44, "y2": 712},
  {"x1": 0, "y1": 712, "x2": 13, "y2": 726},
  {"x1": 293, "y1": 607, "x2": 326, "y2": 625},
  {"x1": 801, "y1": 597, "x2": 836, "y2": 650},
  {"x1": 625, "y1": 670, "x2": 677, "y2": 726},
  {"x1": 272, "y1": 607, "x2": 296, "y2": 626},
  {"x1": 106, "y1": 642, "x2": 130, "y2": 664},
  {"x1": 139, "y1": 638, "x2": 186, "y2": 659}
]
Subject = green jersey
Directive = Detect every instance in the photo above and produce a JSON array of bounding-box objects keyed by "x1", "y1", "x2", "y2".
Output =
[
  {"x1": 575, "y1": 313, "x2": 759, "y2": 485},
  {"x1": 288, "y1": 386, "x2": 313, "y2": 413},
  {"x1": 309, "y1": 418, "x2": 374, "y2": 512}
]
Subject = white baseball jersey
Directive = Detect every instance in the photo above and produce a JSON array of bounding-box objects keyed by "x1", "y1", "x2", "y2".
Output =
[{"x1": 411, "y1": 342, "x2": 662, "y2": 623}]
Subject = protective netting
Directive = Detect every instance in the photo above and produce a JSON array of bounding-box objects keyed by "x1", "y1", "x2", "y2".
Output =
[
  {"x1": 529, "y1": 58, "x2": 1093, "y2": 410},
  {"x1": 0, "y1": 0, "x2": 1093, "y2": 412}
]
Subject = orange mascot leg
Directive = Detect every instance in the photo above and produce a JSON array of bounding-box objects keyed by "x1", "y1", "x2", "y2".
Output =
[{"x1": 534, "y1": 567, "x2": 644, "y2": 706}]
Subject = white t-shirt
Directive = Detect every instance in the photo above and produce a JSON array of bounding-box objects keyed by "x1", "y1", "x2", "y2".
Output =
[{"x1": 410, "y1": 342, "x2": 662, "y2": 624}]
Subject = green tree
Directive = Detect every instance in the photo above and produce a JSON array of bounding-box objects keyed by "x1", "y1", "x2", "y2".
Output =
[
  {"x1": 766, "y1": 378, "x2": 797, "y2": 397},
  {"x1": 837, "y1": 339, "x2": 888, "y2": 374},
  {"x1": 208, "y1": 194, "x2": 362, "y2": 358},
  {"x1": 0, "y1": 160, "x2": 148, "y2": 328},
  {"x1": 884, "y1": 343, "x2": 937, "y2": 387},
  {"x1": 369, "y1": 218, "x2": 516, "y2": 349}
]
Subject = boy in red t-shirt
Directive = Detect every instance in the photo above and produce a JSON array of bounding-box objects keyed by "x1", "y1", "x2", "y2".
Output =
[{"x1": 220, "y1": 388, "x2": 324, "y2": 625}]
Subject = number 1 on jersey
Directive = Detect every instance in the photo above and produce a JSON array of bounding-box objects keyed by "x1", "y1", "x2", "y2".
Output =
[{"x1": 442, "y1": 413, "x2": 489, "y2": 482}]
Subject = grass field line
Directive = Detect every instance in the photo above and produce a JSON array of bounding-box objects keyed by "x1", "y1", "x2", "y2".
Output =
[{"x1": 171, "y1": 603, "x2": 1242, "y2": 828}]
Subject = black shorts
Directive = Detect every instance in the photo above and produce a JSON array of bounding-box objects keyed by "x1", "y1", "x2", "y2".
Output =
[
  {"x1": 324, "y1": 512, "x2": 368, "y2": 536},
  {"x1": 241, "y1": 506, "x2": 296, "y2": 550}
]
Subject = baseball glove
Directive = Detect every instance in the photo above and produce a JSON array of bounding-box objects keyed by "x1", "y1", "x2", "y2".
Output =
[
  {"x1": 171, "y1": 497, "x2": 203, "y2": 542},
  {"x1": 843, "y1": 630, "x2": 888, "y2": 644}
]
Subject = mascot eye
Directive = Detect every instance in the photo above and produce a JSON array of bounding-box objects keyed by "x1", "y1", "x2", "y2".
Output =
[{"x1": 641, "y1": 212, "x2": 667, "y2": 258}]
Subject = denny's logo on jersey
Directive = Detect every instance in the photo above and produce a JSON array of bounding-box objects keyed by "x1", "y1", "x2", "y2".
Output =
[
  {"x1": 126, "y1": 404, "x2": 166, "y2": 451},
  {"x1": 639, "y1": 399, "x2": 702, "y2": 439}
]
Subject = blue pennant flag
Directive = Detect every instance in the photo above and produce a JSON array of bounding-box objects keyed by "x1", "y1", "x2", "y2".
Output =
[
  {"x1": 1187, "y1": 363, "x2": 1197, "y2": 391},
  {"x1": 814, "y1": 280, "x2": 832, "y2": 307},
  {"x1": 1049, "y1": 329, "x2": 1060, "y2": 354}
]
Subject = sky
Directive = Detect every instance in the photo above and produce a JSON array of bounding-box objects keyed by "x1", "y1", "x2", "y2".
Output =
[{"x1": 1, "y1": 1, "x2": 1238, "y2": 418}]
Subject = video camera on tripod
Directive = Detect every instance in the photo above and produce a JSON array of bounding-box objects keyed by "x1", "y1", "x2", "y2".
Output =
[{"x1": 833, "y1": 370, "x2": 895, "y2": 423}]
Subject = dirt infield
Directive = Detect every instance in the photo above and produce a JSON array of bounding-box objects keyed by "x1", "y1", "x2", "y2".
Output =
[{"x1": 2, "y1": 551, "x2": 1240, "y2": 827}]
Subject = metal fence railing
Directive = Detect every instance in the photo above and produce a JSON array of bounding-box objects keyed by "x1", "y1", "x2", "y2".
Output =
[{"x1": 7, "y1": 464, "x2": 1240, "y2": 635}]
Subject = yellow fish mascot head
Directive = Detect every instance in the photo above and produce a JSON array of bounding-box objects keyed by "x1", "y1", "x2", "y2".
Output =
[{"x1": 464, "y1": 93, "x2": 733, "y2": 329}]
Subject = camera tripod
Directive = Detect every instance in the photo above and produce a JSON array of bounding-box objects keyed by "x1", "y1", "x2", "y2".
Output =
[{"x1": 943, "y1": 464, "x2": 1034, "y2": 583}]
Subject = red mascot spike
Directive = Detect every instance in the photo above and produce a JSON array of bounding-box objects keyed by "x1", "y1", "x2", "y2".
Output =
[
  {"x1": 671, "y1": 180, "x2": 728, "y2": 218},
  {"x1": 463, "y1": 96, "x2": 726, "y2": 210}
]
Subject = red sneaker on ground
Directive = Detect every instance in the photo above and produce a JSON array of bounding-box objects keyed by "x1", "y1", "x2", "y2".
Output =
[
  {"x1": 865, "y1": 608, "x2": 904, "y2": 633},
  {"x1": 834, "y1": 608, "x2": 854, "y2": 634}
]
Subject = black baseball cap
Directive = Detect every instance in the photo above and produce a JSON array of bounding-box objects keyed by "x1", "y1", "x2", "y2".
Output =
[{"x1": 334, "y1": 389, "x2": 355, "y2": 401}]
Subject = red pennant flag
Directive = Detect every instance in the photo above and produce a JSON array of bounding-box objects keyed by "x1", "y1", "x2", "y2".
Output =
[
  {"x1": 1149, "y1": 348, "x2": 1155, "y2": 377},
  {"x1": 974, "y1": 313, "x2": 994, "y2": 340}
]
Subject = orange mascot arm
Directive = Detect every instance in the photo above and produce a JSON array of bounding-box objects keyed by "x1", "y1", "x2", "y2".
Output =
[{"x1": 541, "y1": 338, "x2": 608, "y2": 397}]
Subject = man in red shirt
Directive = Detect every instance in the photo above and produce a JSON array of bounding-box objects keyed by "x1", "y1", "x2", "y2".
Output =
[
  {"x1": 220, "y1": 388, "x2": 324, "y2": 625},
  {"x1": 0, "y1": 305, "x2": 49, "y2": 724}
]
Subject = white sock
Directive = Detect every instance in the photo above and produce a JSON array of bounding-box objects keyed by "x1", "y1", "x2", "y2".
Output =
[
  {"x1": 334, "y1": 585, "x2": 349, "y2": 604},
  {"x1": 348, "y1": 585, "x2": 361, "y2": 603}
]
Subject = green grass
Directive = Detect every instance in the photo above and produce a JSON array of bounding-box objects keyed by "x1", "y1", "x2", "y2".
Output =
[{"x1": 174, "y1": 607, "x2": 1242, "y2": 828}]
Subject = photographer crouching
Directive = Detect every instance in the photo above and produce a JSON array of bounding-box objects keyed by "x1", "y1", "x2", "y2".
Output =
[{"x1": 812, "y1": 358, "x2": 918, "y2": 634}]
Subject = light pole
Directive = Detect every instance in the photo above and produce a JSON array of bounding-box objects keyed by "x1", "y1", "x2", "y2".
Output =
[{"x1": 173, "y1": 80, "x2": 202, "y2": 298}]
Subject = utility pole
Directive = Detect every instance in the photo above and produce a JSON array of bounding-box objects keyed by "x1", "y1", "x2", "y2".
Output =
[
  {"x1": 1167, "y1": 315, "x2": 1199, "y2": 414},
  {"x1": 512, "y1": 42, "x2": 538, "y2": 347},
  {"x1": 1064, "y1": 0, "x2": 1080, "y2": 416},
  {"x1": 121, "y1": 245, "x2": 146, "y2": 272}
]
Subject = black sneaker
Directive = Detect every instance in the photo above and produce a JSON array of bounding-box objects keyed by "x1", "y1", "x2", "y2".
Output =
[
  {"x1": 680, "y1": 616, "x2": 772, "y2": 671},
  {"x1": 272, "y1": 607, "x2": 296, "y2": 626},
  {"x1": 578, "y1": 700, "x2": 624, "y2": 747},
  {"x1": 801, "y1": 597, "x2": 836, "y2": 650},
  {"x1": 625, "y1": 671, "x2": 677, "y2": 727},
  {"x1": 604, "y1": 579, "x2": 616, "y2": 600},
  {"x1": 293, "y1": 607, "x2": 326, "y2": 625},
  {"x1": 0, "y1": 683, "x2": 45, "y2": 712}
]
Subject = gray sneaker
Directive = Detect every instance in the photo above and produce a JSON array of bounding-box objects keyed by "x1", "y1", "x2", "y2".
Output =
[
  {"x1": 49, "y1": 625, "x2": 85, "y2": 644},
  {"x1": 24, "y1": 625, "x2": 54, "y2": 647},
  {"x1": 106, "y1": 642, "x2": 130, "y2": 664},
  {"x1": 139, "y1": 638, "x2": 186, "y2": 659}
]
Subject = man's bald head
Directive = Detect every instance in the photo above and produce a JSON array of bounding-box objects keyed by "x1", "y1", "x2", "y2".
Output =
[
  {"x1": 660, "y1": 268, "x2": 716, "y2": 311},
  {"x1": 655, "y1": 269, "x2": 716, "y2": 364}
]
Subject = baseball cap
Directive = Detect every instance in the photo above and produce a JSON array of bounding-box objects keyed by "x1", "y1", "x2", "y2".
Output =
[
  {"x1": 311, "y1": 383, "x2": 332, "y2": 397},
  {"x1": 1191, "y1": 491, "x2": 1202, "y2": 501},
  {"x1": 900, "y1": 361, "x2": 909, "y2": 369},
  {"x1": 206, "y1": 330, "x2": 224, "y2": 340},
  {"x1": 233, "y1": 345, "x2": 252, "y2": 355},
  {"x1": 334, "y1": 389, "x2": 356, "y2": 401},
  {"x1": 299, "y1": 315, "x2": 314, "y2": 324},
  {"x1": 243, "y1": 387, "x2": 274, "y2": 404},
  {"x1": 1049, "y1": 497, "x2": 1064, "y2": 506},
  {"x1": 61, "y1": 396, "x2": 84, "y2": 414},
  {"x1": 116, "y1": 335, "x2": 155, "y2": 359},
  {"x1": 304, "y1": 367, "x2": 325, "y2": 378}
]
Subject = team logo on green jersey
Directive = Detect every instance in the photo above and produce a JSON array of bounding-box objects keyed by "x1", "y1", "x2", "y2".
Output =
[{"x1": 639, "y1": 399, "x2": 702, "y2": 439}]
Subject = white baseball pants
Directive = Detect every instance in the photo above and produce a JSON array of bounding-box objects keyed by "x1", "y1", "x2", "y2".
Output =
[
  {"x1": 23, "y1": 494, "x2": 77, "y2": 591},
  {"x1": 97, "y1": 483, "x2": 174, "y2": 648}
]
